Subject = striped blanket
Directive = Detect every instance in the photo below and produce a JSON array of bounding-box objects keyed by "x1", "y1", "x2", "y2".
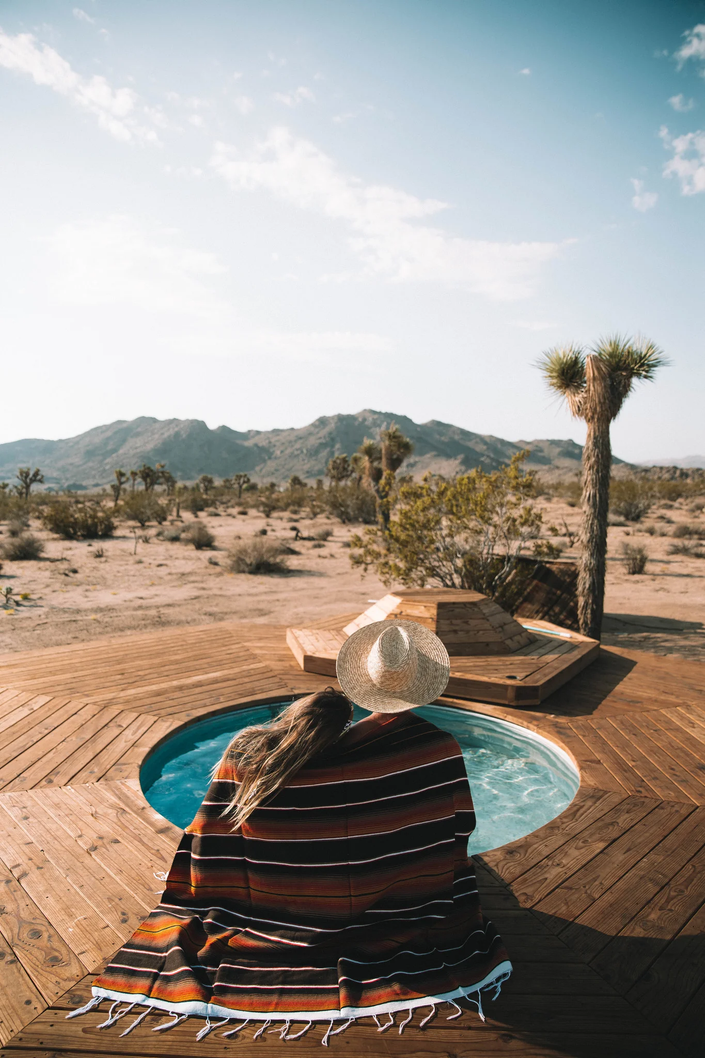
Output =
[{"x1": 85, "y1": 710, "x2": 511, "y2": 1037}]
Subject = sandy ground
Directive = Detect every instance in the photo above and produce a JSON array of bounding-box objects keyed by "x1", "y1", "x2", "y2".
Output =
[{"x1": 0, "y1": 498, "x2": 703, "y2": 661}]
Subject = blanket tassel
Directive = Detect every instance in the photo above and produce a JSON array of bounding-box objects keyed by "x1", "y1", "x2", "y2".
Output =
[
  {"x1": 152, "y1": 1013, "x2": 188, "y2": 1032},
  {"x1": 195, "y1": 1016, "x2": 231, "y2": 1041},
  {"x1": 419, "y1": 1004, "x2": 436, "y2": 1028},
  {"x1": 399, "y1": 1008, "x2": 413, "y2": 1034},
  {"x1": 97, "y1": 1001, "x2": 135, "y2": 1029},
  {"x1": 120, "y1": 1007, "x2": 151, "y2": 1037},
  {"x1": 252, "y1": 1018, "x2": 272, "y2": 1040},
  {"x1": 446, "y1": 999, "x2": 463, "y2": 1020},
  {"x1": 65, "y1": 995, "x2": 102, "y2": 1020},
  {"x1": 284, "y1": 1020, "x2": 313, "y2": 1040},
  {"x1": 222, "y1": 1018, "x2": 250, "y2": 1038}
]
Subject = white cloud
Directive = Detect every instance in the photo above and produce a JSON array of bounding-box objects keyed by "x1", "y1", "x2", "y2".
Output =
[
  {"x1": 675, "y1": 24, "x2": 705, "y2": 69},
  {"x1": 49, "y1": 216, "x2": 227, "y2": 316},
  {"x1": 233, "y1": 94, "x2": 254, "y2": 116},
  {"x1": 72, "y1": 8, "x2": 95, "y2": 24},
  {"x1": 519, "y1": 68, "x2": 531, "y2": 76},
  {"x1": 210, "y1": 127, "x2": 562, "y2": 300},
  {"x1": 631, "y1": 178, "x2": 658, "y2": 212},
  {"x1": 188, "y1": 114, "x2": 205, "y2": 127},
  {"x1": 660, "y1": 125, "x2": 705, "y2": 194},
  {"x1": 669, "y1": 93, "x2": 695, "y2": 112},
  {"x1": 273, "y1": 85, "x2": 315, "y2": 107},
  {"x1": 0, "y1": 29, "x2": 157, "y2": 142}
]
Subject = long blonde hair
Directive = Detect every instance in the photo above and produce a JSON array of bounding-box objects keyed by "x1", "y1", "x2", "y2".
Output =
[{"x1": 221, "y1": 688, "x2": 353, "y2": 829}]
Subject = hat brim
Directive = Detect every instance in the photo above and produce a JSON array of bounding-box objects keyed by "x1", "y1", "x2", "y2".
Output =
[{"x1": 336, "y1": 619, "x2": 450, "y2": 713}]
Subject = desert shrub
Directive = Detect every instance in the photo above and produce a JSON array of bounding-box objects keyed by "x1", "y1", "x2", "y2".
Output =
[
  {"x1": 668, "y1": 541, "x2": 705, "y2": 558},
  {"x1": 1, "y1": 532, "x2": 44, "y2": 560},
  {"x1": 690, "y1": 500, "x2": 705, "y2": 513},
  {"x1": 42, "y1": 501, "x2": 115, "y2": 540},
  {"x1": 207, "y1": 555, "x2": 220, "y2": 566},
  {"x1": 255, "y1": 527, "x2": 267, "y2": 536},
  {"x1": 120, "y1": 494, "x2": 167, "y2": 527},
  {"x1": 672, "y1": 523, "x2": 705, "y2": 540},
  {"x1": 325, "y1": 483, "x2": 377, "y2": 525},
  {"x1": 237, "y1": 508, "x2": 249, "y2": 516},
  {"x1": 157, "y1": 526, "x2": 182, "y2": 542},
  {"x1": 182, "y1": 523, "x2": 215, "y2": 550},
  {"x1": 207, "y1": 508, "x2": 220, "y2": 516},
  {"x1": 313, "y1": 528, "x2": 333, "y2": 541},
  {"x1": 227, "y1": 537, "x2": 289, "y2": 575},
  {"x1": 349, "y1": 454, "x2": 544, "y2": 609},
  {"x1": 7, "y1": 515, "x2": 30, "y2": 537},
  {"x1": 621, "y1": 543, "x2": 648, "y2": 574},
  {"x1": 310, "y1": 541, "x2": 325, "y2": 549},
  {"x1": 610, "y1": 478, "x2": 653, "y2": 522},
  {"x1": 93, "y1": 547, "x2": 105, "y2": 558},
  {"x1": 183, "y1": 490, "x2": 206, "y2": 516}
]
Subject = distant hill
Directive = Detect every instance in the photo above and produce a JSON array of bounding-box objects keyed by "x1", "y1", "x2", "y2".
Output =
[
  {"x1": 639, "y1": 455, "x2": 705, "y2": 470},
  {"x1": 0, "y1": 410, "x2": 630, "y2": 488}
]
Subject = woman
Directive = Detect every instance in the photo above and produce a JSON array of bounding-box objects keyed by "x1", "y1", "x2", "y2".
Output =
[{"x1": 71, "y1": 620, "x2": 512, "y2": 1042}]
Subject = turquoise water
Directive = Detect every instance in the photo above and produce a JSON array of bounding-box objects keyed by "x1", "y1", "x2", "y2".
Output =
[{"x1": 141, "y1": 702, "x2": 579, "y2": 855}]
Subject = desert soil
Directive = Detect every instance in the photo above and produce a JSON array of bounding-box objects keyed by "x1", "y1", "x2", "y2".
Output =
[{"x1": 0, "y1": 499, "x2": 703, "y2": 661}]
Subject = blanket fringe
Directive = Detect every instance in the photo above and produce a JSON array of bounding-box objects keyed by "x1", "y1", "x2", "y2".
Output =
[{"x1": 71, "y1": 971, "x2": 511, "y2": 1040}]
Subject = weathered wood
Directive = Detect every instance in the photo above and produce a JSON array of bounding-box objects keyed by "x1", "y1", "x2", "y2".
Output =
[{"x1": 0, "y1": 616, "x2": 703, "y2": 1057}]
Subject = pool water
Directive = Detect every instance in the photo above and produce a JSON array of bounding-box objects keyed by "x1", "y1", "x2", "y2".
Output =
[{"x1": 141, "y1": 702, "x2": 579, "y2": 855}]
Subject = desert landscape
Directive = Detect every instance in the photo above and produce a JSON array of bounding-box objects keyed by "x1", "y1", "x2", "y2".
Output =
[{"x1": 1, "y1": 492, "x2": 703, "y2": 661}]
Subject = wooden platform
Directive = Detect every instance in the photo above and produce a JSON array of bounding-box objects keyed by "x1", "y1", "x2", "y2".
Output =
[
  {"x1": 0, "y1": 617, "x2": 703, "y2": 1056},
  {"x1": 288, "y1": 616, "x2": 599, "y2": 705}
]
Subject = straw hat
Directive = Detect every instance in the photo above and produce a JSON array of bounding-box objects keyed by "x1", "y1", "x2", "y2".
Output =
[{"x1": 336, "y1": 620, "x2": 450, "y2": 713}]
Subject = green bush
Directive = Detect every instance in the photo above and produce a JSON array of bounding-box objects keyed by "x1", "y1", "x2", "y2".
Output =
[
  {"x1": 183, "y1": 490, "x2": 206, "y2": 516},
  {"x1": 182, "y1": 523, "x2": 215, "y2": 549},
  {"x1": 610, "y1": 478, "x2": 652, "y2": 522},
  {"x1": 120, "y1": 495, "x2": 167, "y2": 527},
  {"x1": 227, "y1": 538, "x2": 289, "y2": 574},
  {"x1": 668, "y1": 541, "x2": 705, "y2": 558},
  {"x1": 1, "y1": 532, "x2": 44, "y2": 560},
  {"x1": 324, "y1": 483, "x2": 377, "y2": 524},
  {"x1": 42, "y1": 501, "x2": 115, "y2": 540}
]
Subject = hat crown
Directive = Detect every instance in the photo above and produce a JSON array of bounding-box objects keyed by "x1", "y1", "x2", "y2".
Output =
[{"x1": 366, "y1": 625, "x2": 418, "y2": 692}]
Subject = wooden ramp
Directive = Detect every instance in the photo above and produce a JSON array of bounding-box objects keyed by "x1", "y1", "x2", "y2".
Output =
[{"x1": 0, "y1": 619, "x2": 703, "y2": 1056}]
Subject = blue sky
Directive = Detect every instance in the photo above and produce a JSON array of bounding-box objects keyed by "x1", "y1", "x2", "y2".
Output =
[{"x1": 0, "y1": 0, "x2": 703, "y2": 461}]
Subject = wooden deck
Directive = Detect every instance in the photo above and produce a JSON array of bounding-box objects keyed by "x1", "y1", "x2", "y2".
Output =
[{"x1": 0, "y1": 616, "x2": 703, "y2": 1057}]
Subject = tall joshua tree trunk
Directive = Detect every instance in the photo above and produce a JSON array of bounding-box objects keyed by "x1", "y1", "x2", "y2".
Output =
[{"x1": 577, "y1": 355, "x2": 612, "y2": 640}]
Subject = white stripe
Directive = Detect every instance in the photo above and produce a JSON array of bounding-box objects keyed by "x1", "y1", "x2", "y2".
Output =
[
  {"x1": 200, "y1": 776, "x2": 466, "y2": 811},
  {"x1": 212, "y1": 753, "x2": 463, "y2": 790}
]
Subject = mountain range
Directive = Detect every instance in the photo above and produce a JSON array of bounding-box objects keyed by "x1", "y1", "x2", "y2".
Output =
[{"x1": 0, "y1": 410, "x2": 632, "y2": 488}]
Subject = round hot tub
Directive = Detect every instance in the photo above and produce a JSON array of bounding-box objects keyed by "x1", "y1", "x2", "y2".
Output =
[{"x1": 141, "y1": 701, "x2": 579, "y2": 855}]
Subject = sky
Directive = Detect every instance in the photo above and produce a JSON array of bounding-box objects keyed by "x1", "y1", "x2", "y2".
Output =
[{"x1": 0, "y1": 0, "x2": 704, "y2": 462}]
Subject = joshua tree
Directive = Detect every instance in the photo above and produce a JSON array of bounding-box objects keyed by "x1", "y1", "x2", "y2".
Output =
[
  {"x1": 129, "y1": 469, "x2": 139, "y2": 494},
  {"x1": 539, "y1": 335, "x2": 666, "y2": 639},
  {"x1": 380, "y1": 423, "x2": 414, "y2": 473},
  {"x1": 158, "y1": 468, "x2": 177, "y2": 495},
  {"x1": 357, "y1": 439, "x2": 383, "y2": 488},
  {"x1": 111, "y1": 469, "x2": 128, "y2": 506},
  {"x1": 16, "y1": 467, "x2": 44, "y2": 501},
  {"x1": 138, "y1": 463, "x2": 159, "y2": 493},
  {"x1": 326, "y1": 454, "x2": 352, "y2": 487},
  {"x1": 198, "y1": 474, "x2": 215, "y2": 496},
  {"x1": 232, "y1": 473, "x2": 251, "y2": 499}
]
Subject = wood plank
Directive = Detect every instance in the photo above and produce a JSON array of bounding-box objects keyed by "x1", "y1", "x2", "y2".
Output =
[
  {"x1": 0, "y1": 807, "x2": 123, "y2": 967},
  {"x1": 0, "y1": 791, "x2": 149, "y2": 939},
  {"x1": 483, "y1": 787, "x2": 626, "y2": 883},
  {"x1": 0, "y1": 856, "x2": 86, "y2": 1004},
  {"x1": 608, "y1": 713, "x2": 705, "y2": 804},
  {"x1": 668, "y1": 976, "x2": 705, "y2": 1058},
  {"x1": 532, "y1": 800, "x2": 694, "y2": 926},
  {"x1": 558, "y1": 806, "x2": 705, "y2": 962},
  {"x1": 569, "y1": 721, "x2": 661, "y2": 798},
  {"x1": 509, "y1": 796, "x2": 659, "y2": 907},
  {"x1": 0, "y1": 935, "x2": 45, "y2": 1048},
  {"x1": 626, "y1": 897, "x2": 705, "y2": 1033},
  {"x1": 590, "y1": 841, "x2": 705, "y2": 993}
]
